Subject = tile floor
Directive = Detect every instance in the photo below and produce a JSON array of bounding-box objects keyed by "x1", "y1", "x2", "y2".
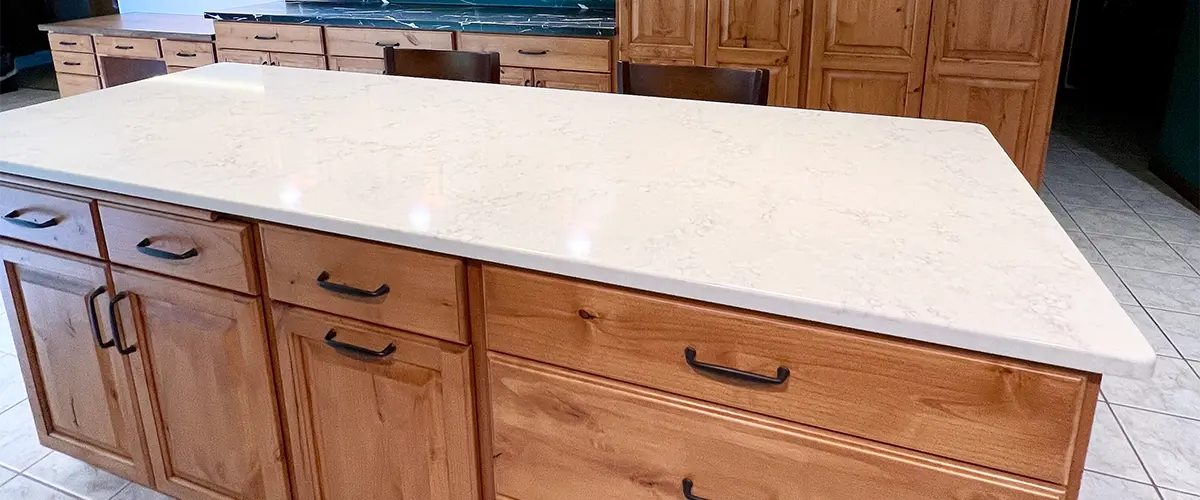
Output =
[{"x1": 1, "y1": 84, "x2": 1199, "y2": 500}]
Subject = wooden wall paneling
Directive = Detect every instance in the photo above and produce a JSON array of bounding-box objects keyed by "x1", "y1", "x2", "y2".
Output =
[
  {"x1": 706, "y1": 0, "x2": 805, "y2": 106},
  {"x1": 618, "y1": 0, "x2": 708, "y2": 64},
  {"x1": 805, "y1": 0, "x2": 933, "y2": 115}
]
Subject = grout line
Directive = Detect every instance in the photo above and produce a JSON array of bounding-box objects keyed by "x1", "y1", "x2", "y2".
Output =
[
  {"x1": 1083, "y1": 468, "x2": 1157, "y2": 487},
  {"x1": 1159, "y1": 485, "x2": 1200, "y2": 498},
  {"x1": 1104, "y1": 401, "x2": 1164, "y2": 491},
  {"x1": 1106, "y1": 400, "x2": 1200, "y2": 424},
  {"x1": 16, "y1": 471, "x2": 89, "y2": 500}
]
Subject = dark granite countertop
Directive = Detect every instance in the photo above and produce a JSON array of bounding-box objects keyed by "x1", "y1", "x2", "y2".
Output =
[{"x1": 205, "y1": 1, "x2": 615, "y2": 37}]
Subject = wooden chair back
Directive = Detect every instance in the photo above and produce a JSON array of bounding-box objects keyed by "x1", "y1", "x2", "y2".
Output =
[
  {"x1": 616, "y1": 61, "x2": 770, "y2": 105},
  {"x1": 383, "y1": 47, "x2": 501, "y2": 84}
]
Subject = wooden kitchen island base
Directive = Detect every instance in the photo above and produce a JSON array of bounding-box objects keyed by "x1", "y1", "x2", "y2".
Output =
[{"x1": 0, "y1": 173, "x2": 1099, "y2": 500}]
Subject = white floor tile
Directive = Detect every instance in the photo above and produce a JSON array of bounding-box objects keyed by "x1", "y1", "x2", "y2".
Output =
[
  {"x1": 1113, "y1": 268, "x2": 1200, "y2": 315},
  {"x1": 1068, "y1": 206, "x2": 1162, "y2": 240},
  {"x1": 1092, "y1": 236, "x2": 1198, "y2": 276},
  {"x1": 1123, "y1": 305, "x2": 1181, "y2": 357},
  {"x1": 24, "y1": 451, "x2": 128, "y2": 500},
  {"x1": 1067, "y1": 231, "x2": 1106, "y2": 264},
  {"x1": 1148, "y1": 308, "x2": 1200, "y2": 361},
  {"x1": 1093, "y1": 264, "x2": 1139, "y2": 305},
  {"x1": 0, "y1": 466, "x2": 14, "y2": 486},
  {"x1": 0, "y1": 475, "x2": 76, "y2": 500},
  {"x1": 1161, "y1": 488, "x2": 1200, "y2": 499},
  {"x1": 1078, "y1": 472, "x2": 1158, "y2": 500},
  {"x1": 112, "y1": 482, "x2": 174, "y2": 500},
  {"x1": 0, "y1": 401, "x2": 50, "y2": 472},
  {"x1": 0, "y1": 355, "x2": 28, "y2": 412},
  {"x1": 1117, "y1": 189, "x2": 1200, "y2": 220},
  {"x1": 1052, "y1": 183, "x2": 1133, "y2": 211},
  {"x1": 0, "y1": 321, "x2": 15, "y2": 356},
  {"x1": 1093, "y1": 167, "x2": 1170, "y2": 192},
  {"x1": 1103, "y1": 357, "x2": 1200, "y2": 419},
  {"x1": 1044, "y1": 164, "x2": 1107, "y2": 189},
  {"x1": 1085, "y1": 404, "x2": 1151, "y2": 482},
  {"x1": 1048, "y1": 199, "x2": 1081, "y2": 231},
  {"x1": 1143, "y1": 215, "x2": 1200, "y2": 246},
  {"x1": 1113, "y1": 405, "x2": 1200, "y2": 495},
  {"x1": 1173, "y1": 244, "x2": 1200, "y2": 274}
]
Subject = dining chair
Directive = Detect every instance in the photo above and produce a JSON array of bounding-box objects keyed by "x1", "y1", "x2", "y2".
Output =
[
  {"x1": 383, "y1": 47, "x2": 501, "y2": 84},
  {"x1": 616, "y1": 61, "x2": 770, "y2": 105}
]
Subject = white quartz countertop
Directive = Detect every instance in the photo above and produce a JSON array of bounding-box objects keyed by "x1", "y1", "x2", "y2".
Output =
[{"x1": 0, "y1": 63, "x2": 1155, "y2": 377}]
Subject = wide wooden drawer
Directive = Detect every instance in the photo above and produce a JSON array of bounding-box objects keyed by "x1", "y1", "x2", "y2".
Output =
[
  {"x1": 214, "y1": 21, "x2": 324, "y2": 55},
  {"x1": 94, "y1": 36, "x2": 161, "y2": 59},
  {"x1": 482, "y1": 266, "x2": 1093, "y2": 484},
  {"x1": 491, "y1": 354, "x2": 1066, "y2": 500},
  {"x1": 217, "y1": 48, "x2": 270, "y2": 65},
  {"x1": 55, "y1": 73, "x2": 101, "y2": 97},
  {"x1": 259, "y1": 224, "x2": 467, "y2": 343},
  {"x1": 0, "y1": 183, "x2": 100, "y2": 258},
  {"x1": 328, "y1": 56, "x2": 385, "y2": 74},
  {"x1": 457, "y1": 33, "x2": 611, "y2": 73},
  {"x1": 325, "y1": 27, "x2": 453, "y2": 58},
  {"x1": 51, "y1": 50, "x2": 98, "y2": 76},
  {"x1": 48, "y1": 33, "x2": 94, "y2": 53},
  {"x1": 270, "y1": 52, "x2": 327, "y2": 70},
  {"x1": 161, "y1": 40, "x2": 216, "y2": 67},
  {"x1": 99, "y1": 203, "x2": 257, "y2": 294}
]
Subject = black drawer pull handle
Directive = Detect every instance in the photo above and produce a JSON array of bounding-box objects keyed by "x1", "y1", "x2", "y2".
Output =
[
  {"x1": 522, "y1": 79, "x2": 531, "y2": 86},
  {"x1": 517, "y1": 49, "x2": 548, "y2": 55},
  {"x1": 136, "y1": 238, "x2": 198, "y2": 260},
  {"x1": 3, "y1": 210, "x2": 60, "y2": 229},
  {"x1": 63, "y1": 61, "x2": 82, "y2": 66},
  {"x1": 324, "y1": 330, "x2": 395, "y2": 358},
  {"x1": 176, "y1": 52, "x2": 197, "y2": 57},
  {"x1": 684, "y1": 347, "x2": 789, "y2": 385},
  {"x1": 108, "y1": 292, "x2": 136, "y2": 355},
  {"x1": 87, "y1": 286, "x2": 115, "y2": 349},
  {"x1": 682, "y1": 479, "x2": 708, "y2": 500},
  {"x1": 115, "y1": 45, "x2": 135, "y2": 50},
  {"x1": 254, "y1": 34, "x2": 278, "y2": 40},
  {"x1": 316, "y1": 271, "x2": 390, "y2": 298},
  {"x1": 375, "y1": 41, "x2": 400, "y2": 47},
  {"x1": 59, "y1": 41, "x2": 78, "y2": 46}
]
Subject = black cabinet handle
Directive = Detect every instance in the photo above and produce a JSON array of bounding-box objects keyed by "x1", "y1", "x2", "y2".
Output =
[
  {"x1": 63, "y1": 61, "x2": 82, "y2": 66},
  {"x1": 315, "y1": 271, "x2": 390, "y2": 298},
  {"x1": 108, "y1": 292, "x2": 136, "y2": 355},
  {"x1": 58, "y1": 41, "x2": 78, "y2": 46},
  {"x1": 324, "y1": 330, "x2": 395, "y2": 358},
  {"x1": 375, "y1": 41, "x2": 400, "y2": 47},
  {"x1": 254, "y1": 34, "x2": 278, "y2": 40},
  {"x1": 87, "y1": 286, "x2": 115, "y2": 349},
  {"x1": 3, "y1": 210, "x2": 60, "y2": 229},
  {"x1": 115, "y1": 45, "x2": 134, "y2": 50},
  {"x1": 517, "y1": 49, "x2": 548, "y2": 55},
  {"x1": 684, "y1": 347, "x2": 789, "y2": 385},
  {"x1": 522, "y1": 79, "x2": 531, "y2": 86},
  {"x1": 682, "y1": 479, "x2": 708, "y2": 500},
  {"x1": 136, "y1": 238, "x2": 198, "y2": 261},
  {"x1": 176, "y1": 52, "x2": 197, "y2": 57}
]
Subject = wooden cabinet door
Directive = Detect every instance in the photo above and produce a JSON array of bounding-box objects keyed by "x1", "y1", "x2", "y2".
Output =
[
  {"x1": 707, "y1": 0, "x2": 805, "y2": 106},
  {"x1": 618, "y1": 0, "x2": 707, "y2": 65},
  {"x1": 921, "y1": 0, "x2": 1071, "y2": 186},
  {"x1": 110, "y1": 267, "x2": 286, "y2": 500},
  {"x1": 804, "y1": 0, "x2": 933, "y2": 116},
  {"x1": 533, "y1": 69, "x2": 612, "y2": 92},
  {"x1": 0, "y1": 242, "x2": 150, "y2": 484},
  {"x1": 272, "y1": 305, "x2": 478, "y2": 500}
]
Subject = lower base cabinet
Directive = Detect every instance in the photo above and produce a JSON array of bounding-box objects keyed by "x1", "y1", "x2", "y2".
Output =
[{"x1": 272, "y1": 305, "x2": 479, "y2": 500}]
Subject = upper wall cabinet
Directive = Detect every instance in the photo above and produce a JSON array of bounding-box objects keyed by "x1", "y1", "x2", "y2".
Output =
[
  {"x1": 921, "y1": 0, "x2": 1071, "y2": 185},
  {"x1": 618, "y1": 0, "x2": 708, "y2": 64},
  {"x1": 707, "y1": 0, "x2": 805, "y2": 106},
  {"x1": 804, "y1": 0, "x2": 933, "y2": 116}
]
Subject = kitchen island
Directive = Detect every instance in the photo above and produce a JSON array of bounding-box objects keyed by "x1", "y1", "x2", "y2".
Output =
[{"x1": 0, "y1": 64, "x2": 1154, "y2": 500}]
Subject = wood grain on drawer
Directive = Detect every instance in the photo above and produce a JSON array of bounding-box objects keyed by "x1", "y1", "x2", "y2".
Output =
[
  {"x1": 161, "y1": 40, "x2": 216, "y2": 67},
  {"x1": 99, "y1": 203, "x2": 257, "y2": 294},
  {"x1": 457, "y1": 33, "x2": 611, "y2": 73},
  {"x1": 0, "y1": 183, "x2": 100, "y2": 258},
  {"x1": 270, "y1": 52, "x2": 327, "y2": 70},
  {"x1": 259, "y1": 224, "x2": 467, "y2": 343},
  {"x1": 482, "y1": 266, "x2": 1093, "y2": 484},
  {"x1": 52, "y1": 50, "x2": 98, "y2": 76},
  {"x1": 94, "y1": 36, "x2": 161, "y2": 59},
  {"x1": 215, "y1": 21, "x2": 324, "y2": 55},
  {"x1": 499, "y1": 66, "x2": 532, "y2": 86},
  {"x1": 56, "y1": 73, "x2": 101, "y2": 97},
  {"x1": 328, "y1": 56, "x2": 385, "y2": 74},
  {"x1": 325, "y1": 27, "x2": 453, "y2": 58},
  {"x1": 217, "y1": 48, "x2": 270, "y2": 65},
  {"x1": 48, "y1": 33, "x2": 94, "y2": 53},
  {"x1": 491, "y1": 354, "x2": 1066, "y2": 500}
]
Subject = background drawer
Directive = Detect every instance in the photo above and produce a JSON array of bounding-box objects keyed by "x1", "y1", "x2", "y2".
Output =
[
  {"x1": 94, "y1": 36, "x2": 161, "y2": 59},
  {"x1": 482, "y1": 266, "x2": 1092, "y2": 484},
  {"x1": 55, "y1": 73, "x2": 101, "y2": 97},
  {"x1": 259, "y1": 224, "x2": 467, "y2": 343},
  {"x1": 161, "y1": 40, "x2": 216, "y2": 67},
  {"x1": 328, "y1": 56, "x2": 385, "y2": 74},
  {"x1": 52, "y1": 51, "x2": 98, "y2": 76},
  {"x1": 325, "y1": 27, "x2": 453, "y2": 58},
  {"x1": 0, "y1": 183, "x2": 100, "y2": 258},
  {"x1": 215, "y1": 21, "x2": 324, "y2": 55},
  {"x1": 99, "y1": 203, "x2": 257, "y2": 294},
  {"x1": 48, "y1": 33, "x2": 94, "y2": 53},
  {"x1": 491, "y1": 354, "x2": 1064, "y2": 500},
  {"x1": 457, "y1": 33, "x2": 611, "y2": 73},
  {"x1": 217, "y1": 48, "x2": 270, "y2": 65},
  {"x1": 270, "y1": 52, "x2": 327, "y2": 70}
]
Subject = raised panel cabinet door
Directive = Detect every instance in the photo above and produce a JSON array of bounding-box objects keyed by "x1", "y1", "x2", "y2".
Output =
[
  {"x1": 707, "y1": 0, "x2": 804, "y2": 106},
  {"x1": 110, "y1": 266, "x2": 287, "y2": 500},
  {"x1": 533, "y1": 69, "x2": 612, "y2": 92},
  {"x1": 804, "y1": 0, "x2": 933, "y2": 115},
  {"x1": 272, "y1": 305, "x2": 478, "y2": 500},
  {"x1": 922, "y1": 0, "x2": 1071, "y2": 186},
  {"x1": 619, "y1": 0, "x2": 707, "y2": 64},
  {"x1": 0, "y1": 242, "x2": 150, "y2": 484}
]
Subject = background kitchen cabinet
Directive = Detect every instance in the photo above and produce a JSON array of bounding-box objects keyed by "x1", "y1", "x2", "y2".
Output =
[{"x1": 618, "y1": 0, "x2": 707, "y2": 65}]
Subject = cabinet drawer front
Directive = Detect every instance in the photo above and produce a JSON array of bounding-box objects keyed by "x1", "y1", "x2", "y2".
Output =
[
  {"x1": 270, "y1": 52, "x2": 327, "y2": 70},
  {"x1": 482, "y1": 266, "x2": 1090, "y2": 483},
  {"x1": 329, "y1": 56, "x2": 385, "y2": 74},
  {"x1": 99, "y1": 203, "x2": 257, "y2": 294},
  {"x1": 499, "y1": 66, "x2": 533, "y2": 86},
  {"x1": 215, "y1": 21, "x2": 324, "y2": 55},
  {"x1": 260, "y1": 224, "x2": 467, "y2": 343},
  {"x1": 0, "y1": 183, "x2": 100, "y2": 258},
  {"x1": 48, "y1": 33, "x2": 94, "y2": 53},
  {"x1": 56, "y1": 73, "x2": 101, "y2": 97},
  {"x1": 94, "y1": 36, "x2": 161, "y2": 59},
  {"x1": 458, "y1": 33, "x2": 611, "y2": 73},
  {"x1": 51, "y1": 50, "x2": 98, "y2": 76},
  {"x1": 533, "y1": 68, "x2": 611, "y2": 92},
  {"x1": 325, "y1": 27, "x2": 453, "y2": 58},
  {"x1": 217, "y1": 48, "x2": 271, "y2": 65},
  {"x1": 491, "y1": 354, "x2": 1065, "y2": 500},
  {"x1": 161, "y1": 40, "x2": 216, "y2": 67}
]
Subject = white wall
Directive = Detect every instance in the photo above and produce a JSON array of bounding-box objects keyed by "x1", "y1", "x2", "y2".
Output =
[{"x1": 118, "y1": 0, "x2": 250, "y2": 15}]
